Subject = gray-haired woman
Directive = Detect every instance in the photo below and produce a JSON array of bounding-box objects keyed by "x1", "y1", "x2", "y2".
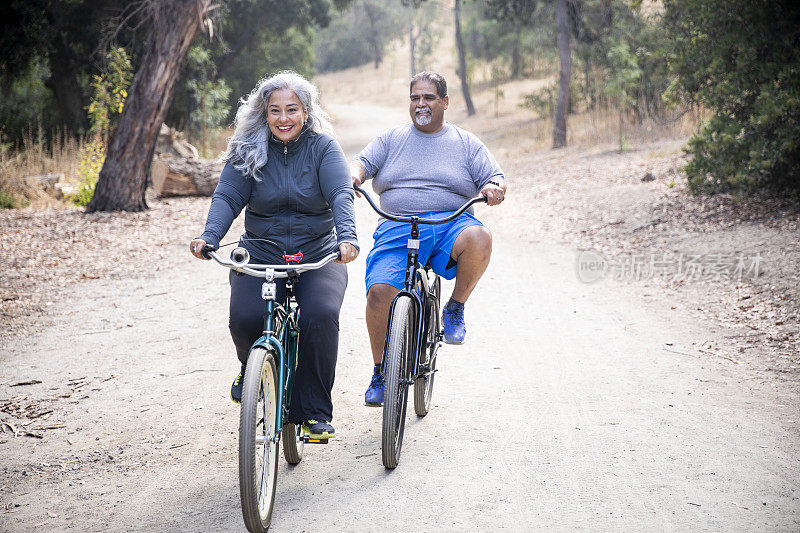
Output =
[{"x1": 189, "y1": 71, "x2": 358, "y2": 439}]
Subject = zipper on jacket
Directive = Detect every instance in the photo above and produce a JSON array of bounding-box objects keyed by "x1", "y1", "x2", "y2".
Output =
[{"x1": 283, "y1": 144, "x2": 287, "y2": 165}]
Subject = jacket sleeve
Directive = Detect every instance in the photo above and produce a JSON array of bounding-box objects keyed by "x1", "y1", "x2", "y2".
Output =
[
  {"x1": 318, "y1": 138, "x2": 359, "y2": 250},
  {"x1": 198, "y1": 162, "x2": 252, "y2": 247}
]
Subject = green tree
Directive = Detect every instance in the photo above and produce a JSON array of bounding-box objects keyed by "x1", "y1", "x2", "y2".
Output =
[
  {"x1": 86, "y1": 47, "x2": 133, "y2": 140},
  {"x1": 315, "y1": 0, "x2": 405, "y2": 72},
  {"x1": 604, "y1": 42, "x2": 641, "y2": 151},
  {"x1": 664, "y1": 0, "x2": 800, "y2": 193},
  {"x1": 0, "y1": 1, "x2": 132, "y2": 139}
]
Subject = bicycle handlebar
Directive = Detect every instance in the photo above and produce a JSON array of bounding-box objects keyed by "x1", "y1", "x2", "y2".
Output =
[
  {"x1": 353, "y1": 185, "x2": 487, "y2": 225},
  {"x1": 202, "y1": 244, "x2": 340, "y2": 278}
]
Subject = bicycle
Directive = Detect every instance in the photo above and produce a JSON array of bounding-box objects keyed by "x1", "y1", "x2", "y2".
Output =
[
  {"x1": 354, "y1": 186, "x2": 487, "y2": 469},
  {"x1": 202, "y1": 243, "x2": 340, "y2": 532}
]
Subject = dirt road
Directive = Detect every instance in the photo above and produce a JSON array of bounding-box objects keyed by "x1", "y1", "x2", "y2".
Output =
[{"x1": 1, "y1": 103, "x2": 798, "y2": 531}]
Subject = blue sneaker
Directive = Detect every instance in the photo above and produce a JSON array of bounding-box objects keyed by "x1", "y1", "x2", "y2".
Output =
[
  {"x1": 442, "y1": 299, "x2": 466, "y2": 345},
  {"x1": 364, "y1": 370, "x2": 385, "y2": 406}
]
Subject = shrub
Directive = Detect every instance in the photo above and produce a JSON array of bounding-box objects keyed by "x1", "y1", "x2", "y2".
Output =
[
  {"x1": 664, "y1": 0, "x2": 800, "y2": 194},
  {"x1": 0, "y1": 190, "x2": 29, "y2": 209},
  {"x1": 70, "y1": 139, "x2": 104, "y2": 207}
]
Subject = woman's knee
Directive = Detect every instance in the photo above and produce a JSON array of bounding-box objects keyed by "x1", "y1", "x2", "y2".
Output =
[
  {"x1": 300, "y1": 300, "x2": 341, "y2": 326},
  {"x1": 229, "y1": 309, "x2": 262, "y2": 338}
]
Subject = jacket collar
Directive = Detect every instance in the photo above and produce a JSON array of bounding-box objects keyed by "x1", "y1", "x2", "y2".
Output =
[{"x1": 268, "y1": 124, "x2": 311, "y2": 152}]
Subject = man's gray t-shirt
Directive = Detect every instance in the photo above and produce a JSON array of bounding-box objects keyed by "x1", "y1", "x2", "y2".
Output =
[{"x1": 355, "y1": 122, "x2": 504, "y2": 216}]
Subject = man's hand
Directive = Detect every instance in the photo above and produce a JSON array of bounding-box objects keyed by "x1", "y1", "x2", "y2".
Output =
[
  {"x1": 336, "y1": 242, "x2": 359, "y2": 264},
  {"x1": 351, "y1": 162, "x2": 366, "y2": 197},
  {"x1": 480, "y1": 180, "x2": 507, "y2": 206}
]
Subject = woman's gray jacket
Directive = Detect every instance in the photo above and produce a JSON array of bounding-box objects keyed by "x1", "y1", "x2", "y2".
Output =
[{"x1": 199, "y1": 127, "x2": 358, "y2": 263}]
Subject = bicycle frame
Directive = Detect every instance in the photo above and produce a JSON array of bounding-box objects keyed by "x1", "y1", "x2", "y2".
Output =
[
  {"x1": 248, "y1": 271, "x2": 300, "y2": 441},
  {"x1": 381, "y1": 223, "x2": 434, "y2": 382}
]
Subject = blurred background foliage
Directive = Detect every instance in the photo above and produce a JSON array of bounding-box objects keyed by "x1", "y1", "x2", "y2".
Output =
[{"x1": 0, "y1": 0, "x2": 798, "y2": 195}]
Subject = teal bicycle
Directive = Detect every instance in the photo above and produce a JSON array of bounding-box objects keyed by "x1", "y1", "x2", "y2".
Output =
[{"x1": 203, "y1": 244, "x2": 339, "y2": 532}]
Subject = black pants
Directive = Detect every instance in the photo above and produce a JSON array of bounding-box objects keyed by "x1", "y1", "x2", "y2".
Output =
[{"x1": 228, "y1": 261, "x2": 347, "y2": 423}]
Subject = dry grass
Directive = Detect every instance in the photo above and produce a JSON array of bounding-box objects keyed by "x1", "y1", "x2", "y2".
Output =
[{"x1": 0, "y1": 130, "x2": 85, "y2": 208}]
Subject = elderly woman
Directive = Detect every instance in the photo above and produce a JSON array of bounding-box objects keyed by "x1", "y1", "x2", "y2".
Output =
[{"x1": 190, "y1": 71, "x2": 358, "y2": 440}]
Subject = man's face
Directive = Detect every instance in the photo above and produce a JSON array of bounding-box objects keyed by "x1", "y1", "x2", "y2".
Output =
[{"x1": 409, "y1": 80, "x2": 449, "y2": 133}]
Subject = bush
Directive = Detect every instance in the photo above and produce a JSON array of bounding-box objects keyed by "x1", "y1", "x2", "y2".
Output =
[
  {"x1": 664, "y1": 0, "x2": 800, "y2": 194},
  {"x1": 70, "y1": 139, "x2": 104, "y2": 207},
  {"x1": 0, "y1": 190, "x2": 29, "y2": 209}
]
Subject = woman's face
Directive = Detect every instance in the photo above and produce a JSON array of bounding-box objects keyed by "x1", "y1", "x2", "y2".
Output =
[{"x1": 267, "y1": 89, "x2": 308, "y2": 143}]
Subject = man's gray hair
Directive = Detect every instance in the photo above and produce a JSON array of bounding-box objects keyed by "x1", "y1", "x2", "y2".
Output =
[
  {"x1": 410, "y1": 71, "x2": 448, "y2": 99},
  {"x1": 221, "y1": 70, "x2": 334, "y2": 180}
]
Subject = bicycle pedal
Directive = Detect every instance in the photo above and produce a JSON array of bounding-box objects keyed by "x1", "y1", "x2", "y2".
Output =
[{"x1": 301, "y1": 436, "x2": 329, "y2": 444}]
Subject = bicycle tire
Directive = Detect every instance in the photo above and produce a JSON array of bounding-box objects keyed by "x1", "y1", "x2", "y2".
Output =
[
  {"x1": 281, "y1": 423, "x2": 304, "y2": 464},
  {"x1": 414, "y1": 276, "x2": 440, "y2": 416},
  {"x1": 239, "y1": 347, "x2": 279, "y2": 532},
  {"x1": 382, "y1": 295, "x2": 414, "y2": 469}
]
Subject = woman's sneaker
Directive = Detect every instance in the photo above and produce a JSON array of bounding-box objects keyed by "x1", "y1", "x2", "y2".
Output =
[
  {"x1": 302, "y1": 420, "x2": 335, "y2": 439},
  {"x1": 230, "y1": 365, "x2": 245, "y2": 404},
  {"x1": 442, "y1": 299, "x2": 466, "y2": 344},
  {"x1": 364, "y1": 369, "x2": 385, "y2": 406}
]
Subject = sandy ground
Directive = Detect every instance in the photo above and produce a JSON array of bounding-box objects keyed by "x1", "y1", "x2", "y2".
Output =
[{"x1": 2, "y1": 97, "x2": 799, "y2": 531}]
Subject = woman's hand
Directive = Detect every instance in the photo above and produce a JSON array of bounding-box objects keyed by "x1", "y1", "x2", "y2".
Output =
[
  {"x1": 190, "y1": 238, "x2": 210, "y2": 260},
  {"x1": 336, "y1": 242, "x2": 359, "y2": 264}
]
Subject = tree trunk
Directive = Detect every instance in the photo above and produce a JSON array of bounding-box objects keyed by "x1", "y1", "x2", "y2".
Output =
[
  {"x1": 553, "y1": 0, "x2": 572, "y2": 149},
  {"x1": 511, "y1": 26, "x2": 522, "y2": 79},
  {"x1": 454, "y1": 0, "x2": 476, "y2": 116},
  {"x1": 409, "y1": 21, "x2": 416, "y2": 76},
  {"x1": 88, "y1": 0, "x2": 210, "y2": 212},
  {"x1": 364, "y1": 3, "x2": 383, "y2": 69}
]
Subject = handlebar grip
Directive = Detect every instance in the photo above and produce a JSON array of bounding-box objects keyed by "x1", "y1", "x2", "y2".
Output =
[{"x1": 201, "y1": 244, "x2": 217, "y2": 260}]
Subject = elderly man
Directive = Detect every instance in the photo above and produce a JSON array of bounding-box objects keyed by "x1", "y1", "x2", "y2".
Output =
[{"x1": 351, "y1": 71, "x2": 507, "y2": 406}]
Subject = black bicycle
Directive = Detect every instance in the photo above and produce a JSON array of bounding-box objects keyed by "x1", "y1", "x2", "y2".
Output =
[{"x1": 355, "y1": 186, "x2": 487, "y2": 468}]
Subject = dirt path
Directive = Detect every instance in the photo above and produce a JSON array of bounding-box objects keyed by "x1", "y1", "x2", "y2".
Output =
[{"x1": 1, "y1": 104, "x2": 798, "y2": 531}]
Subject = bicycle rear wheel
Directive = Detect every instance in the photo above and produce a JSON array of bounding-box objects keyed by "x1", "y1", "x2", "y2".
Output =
[
  {"x1": 239, "y1": 347, "x2": 279, "y2": 532},
  {"x1": 414, "y1": 276, "x2": 440, "y2": 417},
  {"x1": 382, "y1": 295, "x2": 415, "y2": 469},
  {"x1": 281, "y1": 423, "x2": 304, "y2": 464}
]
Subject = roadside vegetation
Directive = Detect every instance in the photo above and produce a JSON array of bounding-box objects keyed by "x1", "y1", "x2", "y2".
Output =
[{"x1": 0, "y1": 0, "x2": 797, "y2": 209}]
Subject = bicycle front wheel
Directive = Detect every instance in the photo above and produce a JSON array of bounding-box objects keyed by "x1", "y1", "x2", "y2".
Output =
[
  {"x1": 239, "y1": 347, "x2": 280, "y2": 532},
  {"x1": 382, "y1": 295, "x2": 415, "y2": 469}
]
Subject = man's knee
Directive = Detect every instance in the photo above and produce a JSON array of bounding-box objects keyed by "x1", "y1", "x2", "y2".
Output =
[
  {"x1": 366, "y1": 283, "x2": 399, "y2": 312},
  {"x1": 454, "y1": 225, "x2": 492, "y2": 258}
]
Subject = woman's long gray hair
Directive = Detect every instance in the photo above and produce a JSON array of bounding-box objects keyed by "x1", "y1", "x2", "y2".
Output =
[{"x1": 221, "y1": 70, "x2": 334, "y2": 179}]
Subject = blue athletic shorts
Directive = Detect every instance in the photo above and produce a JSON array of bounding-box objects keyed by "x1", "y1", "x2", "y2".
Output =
[{"x1": 365, "y1": 211, "x2": 484, "y2": 293}]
